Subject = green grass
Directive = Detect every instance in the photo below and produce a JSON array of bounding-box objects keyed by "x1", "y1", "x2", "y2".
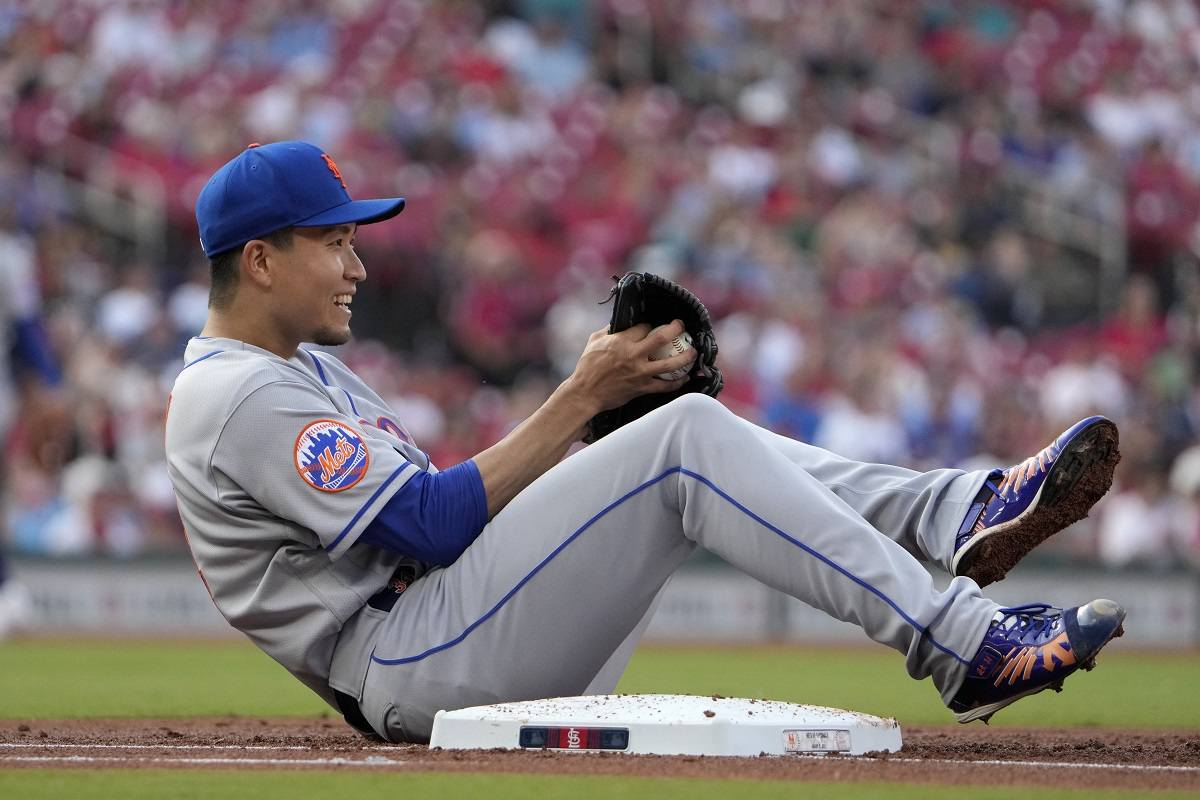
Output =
[
  {"x1": 1, "y1": 641, "x2": 1194, "y2": 799},
  {"x1": 0, "y1": 640, "x2": 328, "y2": 718},
  {"x1": 2, "y1": 771, "x2": 1195, "y2": 800},
  {"x1": 1, "y1": 639, "x2": 1196, "y2": 728}
]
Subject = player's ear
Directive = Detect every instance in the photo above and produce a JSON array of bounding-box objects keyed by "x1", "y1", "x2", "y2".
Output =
[{"x1": 241, "y1": 240, "x2": 274, "y2": 289}]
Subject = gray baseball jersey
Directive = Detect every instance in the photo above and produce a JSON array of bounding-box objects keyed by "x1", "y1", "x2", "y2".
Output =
[
  {"x1": 167, "y1": 335, "x2": 1004, "y2": 739},
  {"x1": 165, "y1": 336, "x2": 427, "y2": 703}
]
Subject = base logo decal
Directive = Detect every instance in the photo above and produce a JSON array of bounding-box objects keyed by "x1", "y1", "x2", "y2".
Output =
[{"x1": 295, "y1": 419, "x2": 370, "y2": 492}]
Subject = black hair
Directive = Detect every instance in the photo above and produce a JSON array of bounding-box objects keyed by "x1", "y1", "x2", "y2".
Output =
[{"x1": 207, "y1": 227, "x2": 295, "y2": 309}]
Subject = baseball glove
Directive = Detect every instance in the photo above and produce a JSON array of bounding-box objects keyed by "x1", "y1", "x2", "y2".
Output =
[{"x1": 584, "y1": 272, "x2": 723, "y2": 443}]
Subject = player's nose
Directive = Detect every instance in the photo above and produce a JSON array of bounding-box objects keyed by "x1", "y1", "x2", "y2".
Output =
[{"x1": 346, "y1": 249, "x2": 366, "y2": 282}]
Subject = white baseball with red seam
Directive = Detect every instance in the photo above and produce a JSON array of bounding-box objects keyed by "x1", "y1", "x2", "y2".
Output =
[{"x1": 650, "y1": 331, "x2": 695, "y2": 381}]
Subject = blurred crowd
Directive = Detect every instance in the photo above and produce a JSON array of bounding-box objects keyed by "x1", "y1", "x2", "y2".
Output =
[{"x1": 2, "y1": 0, "x2": 1200, "y2": 571}]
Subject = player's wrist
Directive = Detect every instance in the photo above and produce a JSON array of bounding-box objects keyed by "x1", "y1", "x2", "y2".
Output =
[{"x1": 555, "y1": 375, "x2": 605, "y2": 421}]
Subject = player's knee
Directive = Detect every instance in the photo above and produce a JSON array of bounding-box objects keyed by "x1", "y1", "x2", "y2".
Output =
[
  {"x1": 671, "y1": 392, "x2": 724, "y2": 416},
  {"x1": 662, "y1": 392, "x2": 730, "y2": 430},
  {"x1": 625, "y1": 392, "x2": 732, "y2": 447},
  {"x1": 660, "y1": 393, "x2": 746, "y2": 461}
]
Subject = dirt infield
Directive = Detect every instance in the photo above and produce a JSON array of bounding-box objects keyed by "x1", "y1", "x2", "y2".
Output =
[{"x1": 1, "y1": 717, "x2": 1197, "y2": 791}]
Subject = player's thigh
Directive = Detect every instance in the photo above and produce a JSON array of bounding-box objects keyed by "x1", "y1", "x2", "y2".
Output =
[{"x1": 361, "y1": 445, "x2": 697, "y2": 740}]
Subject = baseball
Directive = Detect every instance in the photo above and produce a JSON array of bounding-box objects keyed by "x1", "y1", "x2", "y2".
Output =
[{"x1": 650, "y1": 331, "x2": 696, "y2": 380}]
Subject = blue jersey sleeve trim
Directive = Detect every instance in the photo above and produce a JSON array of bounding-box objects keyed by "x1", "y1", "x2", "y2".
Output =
[
  {"x1": 326, "y1": 463, "x2": 415, "y2": 553},
  {"x1": 359, "y1": 460, "x2": 488, "y2": 566},
  {"x1": 372, "y1": 466, "x2": 970, "y2": 667}
]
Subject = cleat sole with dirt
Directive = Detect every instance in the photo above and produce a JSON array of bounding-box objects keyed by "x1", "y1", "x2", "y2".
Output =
[{"x1": 961, "y1": 419, "x2": 1120, "y2": 588}]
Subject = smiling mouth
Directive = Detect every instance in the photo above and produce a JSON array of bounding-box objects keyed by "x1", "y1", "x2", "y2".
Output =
[{"x1": 334, "y1": 293, "x2": 353, "y2": 312}]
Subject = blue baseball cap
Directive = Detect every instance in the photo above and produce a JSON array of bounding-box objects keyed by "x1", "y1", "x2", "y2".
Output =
[{"x1": 195, "y1": 141, "x2": 406, "y2": 257}]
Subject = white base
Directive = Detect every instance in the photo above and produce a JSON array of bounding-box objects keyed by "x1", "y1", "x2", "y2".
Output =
[{"x1": 429, "y1": 694, "x2": 901, "y2": 756}]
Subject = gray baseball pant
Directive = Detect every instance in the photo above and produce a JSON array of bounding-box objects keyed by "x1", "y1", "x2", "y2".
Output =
[{"x1": 349, "y1": 394, "x2": 999, "y2": 742}]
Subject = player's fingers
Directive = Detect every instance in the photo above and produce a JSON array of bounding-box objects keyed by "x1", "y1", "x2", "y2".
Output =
[
  {"x1": 642, "y1": 347, "x2": 696, "y2": 377},
  {"x1": 636, "y1": 320, "x2": 686, "y2": 354},
  {"x1": 655, "y1": 319, "x2": 686, "y2": 339},
  {"x1": 620, "y1": 323, "x2": 654, "y2": 341}
]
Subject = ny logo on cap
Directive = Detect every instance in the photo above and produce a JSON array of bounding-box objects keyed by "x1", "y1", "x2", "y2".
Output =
[{"x1": 321, "y1": 153, "x2": 347, "y2": 190}]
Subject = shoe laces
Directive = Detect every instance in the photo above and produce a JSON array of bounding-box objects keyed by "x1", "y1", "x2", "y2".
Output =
[
  {"x1": 997, "y1": 441, "x2": 1056, "y2": 497},
  {"x1": 994, "y1": 603, "x2": 1061, "y2": 641}
]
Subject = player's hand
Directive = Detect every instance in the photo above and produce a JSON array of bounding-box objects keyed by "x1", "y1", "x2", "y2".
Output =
[{"x1": 565, "y1": 320, "x2": 694, "y2": 415}]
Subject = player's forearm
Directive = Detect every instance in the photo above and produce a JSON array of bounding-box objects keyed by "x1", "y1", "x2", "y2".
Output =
[{"x1": 472, "y1": 377, "x2": 599, "y2": 517}]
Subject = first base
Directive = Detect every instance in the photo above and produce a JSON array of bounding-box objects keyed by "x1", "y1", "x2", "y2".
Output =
[{"x1": 429, "y1": 694, "x2": 901, "y2": 756}]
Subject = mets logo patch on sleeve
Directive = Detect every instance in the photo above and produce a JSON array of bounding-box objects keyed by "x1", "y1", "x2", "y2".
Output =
[{"x1": 294, "y1": 420, "x2": 370, "y2": 492}]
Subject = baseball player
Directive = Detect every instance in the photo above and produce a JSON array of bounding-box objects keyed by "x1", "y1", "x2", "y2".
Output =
[
  {"x1": 0, "y1": 214, "x2": 61, "y2": 639},
  {"x1": 165, "y1": 141, "x2": 1126, "y2": 742}
]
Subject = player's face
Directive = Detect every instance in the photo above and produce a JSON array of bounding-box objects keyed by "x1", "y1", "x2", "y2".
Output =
[{"x1": 271, "y1": 224, "x2": 365, "y2": 348}]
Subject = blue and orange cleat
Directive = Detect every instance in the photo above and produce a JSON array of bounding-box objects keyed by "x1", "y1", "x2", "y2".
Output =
[
  {"x1": 952, "y1": 416, "x2": 1120, "y2": 587},
  {"x1": 950, "y1": 599, "x2": 1126, "y2": 723}
]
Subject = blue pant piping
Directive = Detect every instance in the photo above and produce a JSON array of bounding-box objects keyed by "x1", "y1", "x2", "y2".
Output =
[{"x1": 372, "y1": 466, "x2": 969, "y2": 666}]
